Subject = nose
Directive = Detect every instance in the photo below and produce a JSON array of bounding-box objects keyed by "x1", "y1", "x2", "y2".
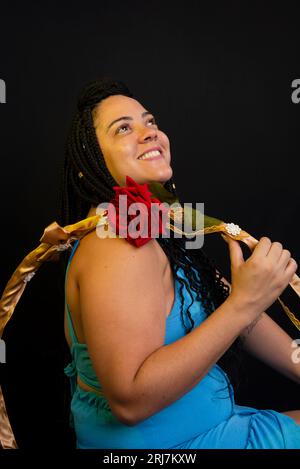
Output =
[{"x1": 139, "y1": 125, "x2": 158, "y2": 142}]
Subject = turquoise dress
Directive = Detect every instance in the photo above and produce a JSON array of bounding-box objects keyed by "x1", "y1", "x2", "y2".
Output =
[{"x1": 64, "y1": 240, "x2": 300, "y2": 449}]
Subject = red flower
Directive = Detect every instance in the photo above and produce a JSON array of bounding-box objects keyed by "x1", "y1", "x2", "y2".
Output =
[{"x1": 107, "y1": 176, "x2": 169, "y2": 247}]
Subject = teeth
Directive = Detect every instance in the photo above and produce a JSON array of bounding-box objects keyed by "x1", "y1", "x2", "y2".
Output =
[{"x1": 138, "y1": 150, "x2": 161, "y2": 160}]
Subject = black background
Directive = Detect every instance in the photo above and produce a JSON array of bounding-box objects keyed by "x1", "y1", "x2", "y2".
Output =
[{"x1": 0, "y1": 1, "x2": 299, "y2": 449}]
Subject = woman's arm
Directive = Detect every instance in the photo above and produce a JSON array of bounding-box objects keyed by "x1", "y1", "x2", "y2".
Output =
[
  {"x1": 240, "y1": 312, "x2": 300, "y2": 385},
  {"x1": 78, "y1": 233, "x2": 295, "y2": 426},
  {"x1": 221, "y1": 275, "x2": 300, "y2": 385},
  {"x1": 78, "y1": 234, "x2": 253, "y2": 426}
]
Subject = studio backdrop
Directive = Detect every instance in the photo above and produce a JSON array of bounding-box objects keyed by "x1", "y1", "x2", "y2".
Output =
[{"x1": 0, "y1": 2, "x2": 299, "y2": 448}]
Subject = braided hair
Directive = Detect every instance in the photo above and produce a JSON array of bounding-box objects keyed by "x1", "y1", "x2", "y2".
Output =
[{"x1": 58, "y1": 77, "x2": 243, "y2": 388}]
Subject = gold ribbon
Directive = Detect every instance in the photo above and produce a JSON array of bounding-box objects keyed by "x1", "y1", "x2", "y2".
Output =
[
  {"x1": 1, "y1": 203, "x2": 299, "y2": 341},
  {"x1": 0, "y1": 385, "x2": 17, "y2": 449},
  {"x1": 0, "y1": 211, "x2": 108, "y2": 449},
  {"x1": 0, "y1": 212, "x2": 108, "y2": 338}
]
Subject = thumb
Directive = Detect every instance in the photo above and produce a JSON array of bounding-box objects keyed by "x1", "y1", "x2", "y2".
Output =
[{"x1": 221, "y1": 234, "x2": 244, "y2": 269}]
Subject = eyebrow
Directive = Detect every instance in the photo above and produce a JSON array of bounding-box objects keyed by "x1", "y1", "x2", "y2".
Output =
[{"x1": 106, "y1": 111, "x2": 152, "y2": 133}]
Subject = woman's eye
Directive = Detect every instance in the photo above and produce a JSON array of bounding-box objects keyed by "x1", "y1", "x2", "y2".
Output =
[
  {"x1": 116, "y1": 124, "x2": 130, "y2": 134},
  {"x1": 147, "y1": 117, "x2": 157, "y2": 126},
  {"x1": 116, "y1": 118, "x2": 157, "y2": 134}
]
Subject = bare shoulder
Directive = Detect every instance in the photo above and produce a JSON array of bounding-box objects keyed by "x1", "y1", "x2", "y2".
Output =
[
  {"x1": 75, "y1": 230, "x2": 167, "y2": 415},
  {"x1": 76, "y1": 230, "x2": 164, "y2": 319},
  {"x1": 76, "y1": 229, "x2": 161, "y2": 275}
]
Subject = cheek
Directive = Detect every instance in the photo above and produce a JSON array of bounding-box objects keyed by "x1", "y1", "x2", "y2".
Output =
[
  {"x1": 159, "y1": 131, "x2": 170, "y2": 149},
  {"x1": 117, "y1": 140, "x2": 136, "y2": 157},
  {"x1": 96, "y1": 139, "x2": 117, "y2": 174},
  {"x1": 102, "y1": 145, "x2": 135, "y2": 178},
  {"x1": 159, "y1": 131, "x2": 171, "y2": 159}
]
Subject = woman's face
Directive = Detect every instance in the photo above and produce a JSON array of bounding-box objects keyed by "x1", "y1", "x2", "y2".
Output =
[{"x1": 93, "y1": 94, "x2": 173, "y2": 187}]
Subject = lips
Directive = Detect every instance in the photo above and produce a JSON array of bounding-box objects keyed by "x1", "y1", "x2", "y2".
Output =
[{"x1": 137, "y1": 147, "x2": 162, "y2": 159}]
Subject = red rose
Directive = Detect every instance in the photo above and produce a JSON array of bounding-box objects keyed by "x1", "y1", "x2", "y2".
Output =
[{"x1": 107, "y1": 176, "x2": 169, "y2": 247}]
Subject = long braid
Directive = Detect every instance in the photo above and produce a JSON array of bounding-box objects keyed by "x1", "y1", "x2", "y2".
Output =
[{"x1": 58, "y1": 78, "x2": 243, "y2": 389}]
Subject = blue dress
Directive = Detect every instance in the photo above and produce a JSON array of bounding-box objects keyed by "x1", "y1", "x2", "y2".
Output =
[{"x1": 64, "y1": 240, "x2": 300, "y2": 449}]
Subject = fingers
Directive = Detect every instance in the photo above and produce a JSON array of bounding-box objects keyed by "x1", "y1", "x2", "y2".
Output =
[
  {"x1": 225, "y1": 233, "x2": 297, "y2": 283},
  {"x1": 253, "y1": 238, "x2": 293, "y2": 266},
  {"x1": 268, "y1": 241, "x2": 284, "y2": 263},
  {"x1": 251, "y1": 237, "x2": 272, "y2": 259},
  {"x1": 226, "y1": 236, "x2": 244, "y2": 269},
  {"x1": 274, "y1": 248, "x2": 297, "y2": 287},
  {"x1": 284, "y1": 257, "x2": 298, "y2": 279},
  {"x1": 277, "y1": 249, "x2": 292, "y2": 270}
]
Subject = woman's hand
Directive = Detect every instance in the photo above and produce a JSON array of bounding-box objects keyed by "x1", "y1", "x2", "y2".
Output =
[{"x1": 225, "y1": 236, "x2": 298, "y2": 323}]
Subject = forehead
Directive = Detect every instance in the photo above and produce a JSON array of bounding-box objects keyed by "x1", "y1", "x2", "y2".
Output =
[{"x1": 94, "y1": 95, "x2": 147, "y2": 127}]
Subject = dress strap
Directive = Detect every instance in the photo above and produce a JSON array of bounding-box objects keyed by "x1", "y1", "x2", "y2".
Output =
[{"x1": 65, "y1": 240, "x2": 80, "y2": 345}]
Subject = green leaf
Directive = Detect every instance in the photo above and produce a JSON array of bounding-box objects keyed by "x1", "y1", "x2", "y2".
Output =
[{"x1": 149, "y1": 182, "x2": 224, "y2": 230}]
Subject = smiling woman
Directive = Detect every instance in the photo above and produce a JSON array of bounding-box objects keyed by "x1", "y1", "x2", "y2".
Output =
[
  {"x1": 50, "y1": 77, "x2": 300, "y2": 449},
  {"x1": 92, "y1": 94, "x2": 173, "y2": 187},
  {"x1": 1, "y1": 77, "x2": 300, "y2": 449}
]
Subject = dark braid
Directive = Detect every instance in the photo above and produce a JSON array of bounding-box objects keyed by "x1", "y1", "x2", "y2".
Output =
[
  {"x1": 58, "y1": 78, "x2": 243, "y2": 390},
  {"x1": 59, "y1": 79, "x2": 130, "y2": 224}
]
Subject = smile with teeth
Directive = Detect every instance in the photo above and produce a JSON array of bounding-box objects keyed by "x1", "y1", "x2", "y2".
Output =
[{"x1": 138, "y1": 150, "x2": 162, "y2": 160}]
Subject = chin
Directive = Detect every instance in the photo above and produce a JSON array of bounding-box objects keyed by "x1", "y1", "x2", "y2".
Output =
[
  {"x1": 138, "y1": 168, "x2": 173, "y2": 186},
  {"x1": 155, "y1": 167, "x2": 173, "y2": 183}
]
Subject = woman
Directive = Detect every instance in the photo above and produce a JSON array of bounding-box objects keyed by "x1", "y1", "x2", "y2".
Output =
[{"x1": 60, "y1": 78, "x2": 300, "y2": 448}]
